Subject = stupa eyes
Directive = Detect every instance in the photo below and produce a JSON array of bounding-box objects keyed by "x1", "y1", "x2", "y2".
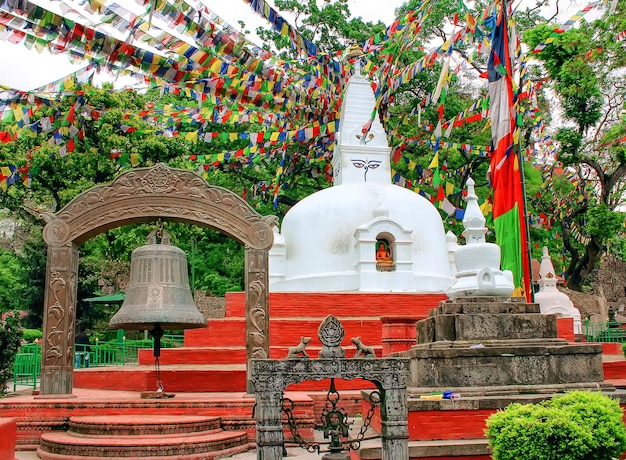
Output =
[{"x1": 350, "y1": 159, "x2": 382, "y2": 182}]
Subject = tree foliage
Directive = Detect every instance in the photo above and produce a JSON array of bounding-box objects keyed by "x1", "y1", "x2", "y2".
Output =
[
  {"x1": 524, "y1": 5, "x2": 626, "y2": 291},
  {"x1": 0, "y1": 311, "x2": 23, "y2": 396}
]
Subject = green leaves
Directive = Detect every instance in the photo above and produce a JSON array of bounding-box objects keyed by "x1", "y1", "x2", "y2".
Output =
[
  {"x1": 0, "y1": 248, "x2": 27, "y2": 313},
  {"x1": 486, "y1": 391, "x2": 626, "y2": 460},
  {"x1": 0, "y1": 311, "x2": 23, "y2": 395},
  {"x1": 585, "y1": 204, "x2": 624, "y2": 241}
]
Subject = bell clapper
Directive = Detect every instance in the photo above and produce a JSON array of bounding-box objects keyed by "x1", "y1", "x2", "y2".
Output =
[{"x1": 151, "y1": 323, "x2": 164, "y2": 392}]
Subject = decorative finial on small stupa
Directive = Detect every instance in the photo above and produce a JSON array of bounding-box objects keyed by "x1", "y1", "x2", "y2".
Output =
[
  {"x1": 345, "y1": 40, "x2": 365, "y2": 76},
  {"x1": 538, "y1": 246, "x2": 557, "y2": 288},
  {"x1": 461, "y1": 177, "x2": 487, "y2": 245}
]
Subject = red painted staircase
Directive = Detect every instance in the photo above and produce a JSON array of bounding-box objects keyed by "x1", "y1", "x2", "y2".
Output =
[
  {"x1": 74, "y1": 292, "x2": 444, "y2": 392},
  {"x1": 36, "y1": 415, "x2": 250, "y2": 459}
]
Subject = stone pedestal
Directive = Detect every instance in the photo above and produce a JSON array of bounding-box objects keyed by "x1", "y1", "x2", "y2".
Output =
[{"x1": 397, "y1": 297, "x2": 609, "y2": 394}]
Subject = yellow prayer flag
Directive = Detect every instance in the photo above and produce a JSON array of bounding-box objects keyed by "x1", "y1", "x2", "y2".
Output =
[
  {"x1": 479, "y1": 200, "x2": 492, "y2": 217},
  {"x1": 210, "y1": 60, "x2": 222, "y2": 74},
  {"x1": 13, "y1": 107, "x2": 23, "y2": 122},
  {"x1": 130, "y1": 154, "x2": 141, "y2": 167},
  {"x1": 184, "y1": 131, "x2": 198, "y2": 143},
  {"x1": 428, "y1": 152, "x2": 439, "y2": 169},
  {"x1": 270, "y1": 132, "x2": 280, "y2": 142},
  {"x1": 408, "y1": 160, "x2": 417, "y2": 171},
  {"x1": 229, "y1": 133, "x2": 239, "y2": 142},
  {"x1": 445, "y1": 181, "x2": 454, "y2": 195},
  {"x1": 1, "y1": 167, "x2": 11, "y2": 176}
]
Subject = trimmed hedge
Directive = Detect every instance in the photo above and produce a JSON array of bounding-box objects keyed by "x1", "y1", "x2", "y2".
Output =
[
  {"x1": 22, "y1": 329, "x2": 43, "y2": 342},
  {"x1": 486, "y1": 391, "x2": 626, "y2": 460}
]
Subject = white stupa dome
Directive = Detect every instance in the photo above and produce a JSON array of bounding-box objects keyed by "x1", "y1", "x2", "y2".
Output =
[{"x1": 269, "y1": 59, "x2": 453, "y2": 293}]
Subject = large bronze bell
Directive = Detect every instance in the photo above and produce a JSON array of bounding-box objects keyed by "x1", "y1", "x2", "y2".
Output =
[{"x1": 109, "y1": 228, "x2": 207, "y2": 332}]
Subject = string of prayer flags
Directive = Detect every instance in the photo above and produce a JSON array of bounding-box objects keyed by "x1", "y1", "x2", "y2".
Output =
[{"x1": 529, "y1": 0, "x2": 601, "y2": 55}]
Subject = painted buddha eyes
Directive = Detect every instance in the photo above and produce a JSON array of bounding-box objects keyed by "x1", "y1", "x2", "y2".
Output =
[{"x1": 351, "y1": 159, "x2": 382, "y2": 181}]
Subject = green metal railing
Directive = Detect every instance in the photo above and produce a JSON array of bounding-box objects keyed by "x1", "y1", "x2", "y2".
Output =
[
  {"x1": 583, "y1": 321, "x2": 626, "y2": 343},
  {"x1": 13, "y1": 334, "x2": 184, "y2": 391},
  {"x1": 12, "y1": 343, "x2": 41, "y2": 392}
]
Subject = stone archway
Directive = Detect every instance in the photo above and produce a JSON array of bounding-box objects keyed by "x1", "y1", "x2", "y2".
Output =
[{"x1": 39, "y1": 163, "x2": 275, "y2": 395}]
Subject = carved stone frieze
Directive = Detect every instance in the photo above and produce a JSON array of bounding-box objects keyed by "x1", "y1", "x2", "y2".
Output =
[{"x1": 251, "y1": 357, "x2": 410, "y2": 391}]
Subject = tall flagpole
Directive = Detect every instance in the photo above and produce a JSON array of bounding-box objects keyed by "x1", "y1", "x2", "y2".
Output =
[{"x1": 508, "y1": 0, "x2": 535, "y2": 302}]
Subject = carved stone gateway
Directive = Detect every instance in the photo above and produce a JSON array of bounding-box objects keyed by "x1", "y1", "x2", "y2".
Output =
[
  {"x1": 251, "y1": 316, "x2": 410, "y2": 460},
  {"x1": 40, "y1": 164, "x2": 275, "y2": 395}
]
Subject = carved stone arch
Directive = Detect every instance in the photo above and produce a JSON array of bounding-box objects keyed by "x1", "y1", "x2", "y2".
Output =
[{"x1": 40, "y1": 163, "x2": 275, "y2": 395}]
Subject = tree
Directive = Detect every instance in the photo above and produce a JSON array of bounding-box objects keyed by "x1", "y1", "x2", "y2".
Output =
[
  {"x1": 525, "y1": 10, "x2": 626, "y2": 291},
  {"x1": 0, "y1": 311, "x2": 23, "y2": 395}
]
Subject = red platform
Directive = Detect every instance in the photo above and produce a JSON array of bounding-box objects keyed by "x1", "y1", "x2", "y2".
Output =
[{"x1": 75, "y1": 292, "x2": 445, "y2": 393}]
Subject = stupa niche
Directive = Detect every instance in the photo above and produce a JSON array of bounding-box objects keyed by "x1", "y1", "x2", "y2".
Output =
[
  {"x1": 269, "y1": 62, "x2": 454, "y2": 293},
  {"x1": 535, "y1": 246, "x2": 582, "y2": 333}
]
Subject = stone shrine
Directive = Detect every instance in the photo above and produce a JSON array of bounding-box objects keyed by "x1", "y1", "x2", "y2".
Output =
[
  {"x1": 269, "y1": 62, "x2": 454, "y2": 293},
  {"x1": 534, "y1": 246, "x2": 582, "y2": 334},
  {"x1": 400, "y1": 296, "x2": 606, "y2": 393}
]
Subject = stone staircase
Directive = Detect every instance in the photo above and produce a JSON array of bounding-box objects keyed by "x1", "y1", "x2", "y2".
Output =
[{"x1": 36, "y1": 415, "x2": 250, "y2": 459}]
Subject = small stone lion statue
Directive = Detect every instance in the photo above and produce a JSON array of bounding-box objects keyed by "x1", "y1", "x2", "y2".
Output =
[
  {"x1": 287, "y1": 336, "x2": 311, "y2": 358},
  {"x1": 351, "y1": 337, "x2": 376, "y2": 358}
]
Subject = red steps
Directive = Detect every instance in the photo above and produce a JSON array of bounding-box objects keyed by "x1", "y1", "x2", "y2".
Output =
[
  {"x1": 74, "y1": 292, "x2": 444, "y2": 393},
  {"x1": 604, "y1": 359, "x2": 626, "y2": 380},
  {"x1": 73, "y1": 365, "x2": 376, "y2": 392},
  {"x1": 0, "y1": 390, "x2": 315, "y2": 450},
  {"x1": 184, "y1": 318, "x2": 384, "y2": 347},
  {"x1": 36, "y1": 415, "x2": 250, "y2": 459},
  {"x1": 73, "y1": 365, "x2": 248, "y2": 393},
  {"x1": 222, "y1": 292, "x2": 445, "y2": 318},
  {"x1": 138, "y1": 345, "x2": 383, "y2": 365}
]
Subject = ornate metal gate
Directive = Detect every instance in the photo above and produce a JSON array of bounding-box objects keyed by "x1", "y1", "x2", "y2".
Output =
[{"x1": 250, "y1": 315, "x2": 410, "y2": 460}]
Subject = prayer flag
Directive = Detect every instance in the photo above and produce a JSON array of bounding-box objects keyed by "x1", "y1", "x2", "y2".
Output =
[{"x1": 488, "y1": 3, "x2": 531, "y2": 299}]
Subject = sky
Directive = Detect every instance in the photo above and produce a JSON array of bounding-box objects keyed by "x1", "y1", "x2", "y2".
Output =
[{"x1": 0, "y1": 0, "x2": 598, "y2": 92}]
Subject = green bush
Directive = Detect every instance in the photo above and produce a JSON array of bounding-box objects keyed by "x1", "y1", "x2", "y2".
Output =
[
  {"x1": 486, "y1": 391, "x2": 626, "y2": 460},
  {"x1": 0, "y1": 312, "x2": 24, "y2": 395},
  {"x1": 22, "y1": 329, "x2": 43, "y2": 342},
  {"x1": 622, "y1": 342, "x2": 626, "y2": 358}
]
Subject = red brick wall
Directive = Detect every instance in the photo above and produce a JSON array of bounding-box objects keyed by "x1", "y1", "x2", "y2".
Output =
[
  {"x1": 556, "y1": 317, "x2": 575, "y2": 341},
  {"x1": 0, "y1": 418, "x2": 16, "y2": 460},
  {"x1": 602, "y1": 343, "x2": 624, "y2": 355},
  {"x1": 224, "y1": 292, "x2": 444, "y2": 318}
]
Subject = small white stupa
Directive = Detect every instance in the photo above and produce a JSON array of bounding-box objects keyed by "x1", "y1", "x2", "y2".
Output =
[
  {"x1": 534, "y1": 246, "x2": 582, "y2": 334},
  {"x1": 446, "y1": 177, "x2": 515, "y2": 298},
  {"x1": 269, "y1": 60, "x2": 454, "y2": 293}
]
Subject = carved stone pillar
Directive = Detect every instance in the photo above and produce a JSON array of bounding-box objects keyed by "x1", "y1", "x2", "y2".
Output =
[
  {"x1": 40, "y1": 242, "x2": 79, "y2": 395},
  {"x1": 245, "y1": 248, "x2": 270, "y2": 393},
  {"x1": 255, "y1": 388, "x2": 285, "y2": 460},
  {"x1": 379, "y1": 388, "x2": 409, "y2": 460}
]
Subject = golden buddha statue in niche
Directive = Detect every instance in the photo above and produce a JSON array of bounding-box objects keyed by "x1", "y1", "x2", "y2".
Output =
[{"x1": 376, "y1": 240, "x2": 395, "y2": 271}]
